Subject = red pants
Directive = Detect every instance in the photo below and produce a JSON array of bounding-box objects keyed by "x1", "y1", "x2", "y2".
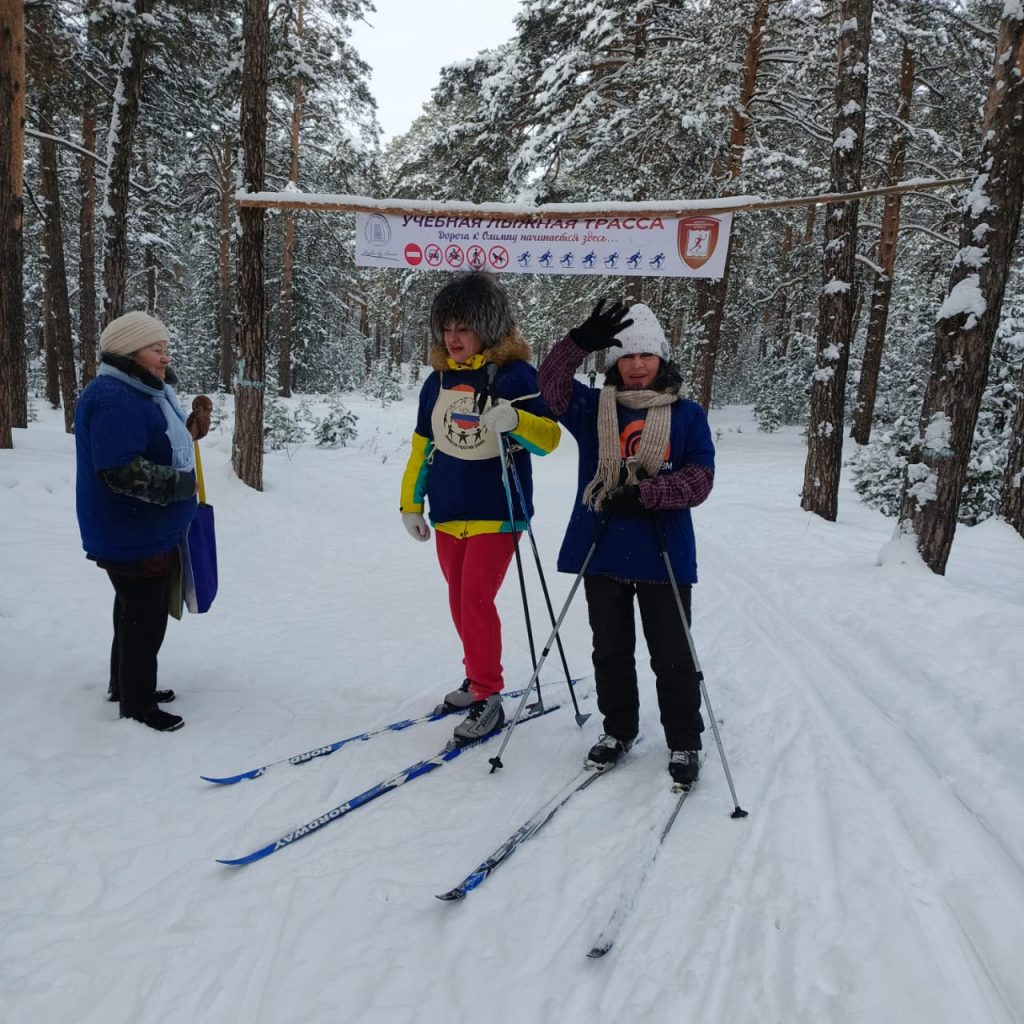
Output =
[{"x1": 435, "y1": 531, "x2": 517, "y2": 699}]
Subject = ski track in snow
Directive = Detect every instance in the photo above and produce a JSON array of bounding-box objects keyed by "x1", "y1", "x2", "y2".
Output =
[{"x1": 2, "y1": 401, "x2": 1023, "y2": 1023}]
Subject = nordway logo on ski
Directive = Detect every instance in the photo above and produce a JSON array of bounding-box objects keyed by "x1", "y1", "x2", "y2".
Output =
[
  {"x1": 274, "y1": 804, "x2": 349, "y2": 847},
  {"x1": 288, "y1": 745, "x2": 334, "y2": 766},
  {"x1": 218, "y1": 707, "x2": 560, "y2": 866},
  {"x1": 201, "y1": 679, "x2": 587, "y2": 787}
]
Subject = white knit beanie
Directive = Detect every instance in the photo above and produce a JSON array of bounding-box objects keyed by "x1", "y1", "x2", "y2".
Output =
[
  {"x1": 615, "y1": 303, "x2": 670, "y2": 362},
  {"x1": 100, "y1": 311, "x2": 170, "y2": 357}
]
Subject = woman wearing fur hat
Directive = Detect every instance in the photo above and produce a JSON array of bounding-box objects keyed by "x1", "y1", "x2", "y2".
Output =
[
  {"x1": 400, "y1": 273, "x2": 561, "y2": 745},
  {"x1": 537, "y1": 300, "x2": 715, "y2": 787},
  {"x1": 74, "y1": 311, "x2": 209, "y2": 733}
]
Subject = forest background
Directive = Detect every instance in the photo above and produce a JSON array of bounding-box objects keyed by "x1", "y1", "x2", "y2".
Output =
[{"x1": 1, "y1": 0, "x2": 1022, "y2": 573}]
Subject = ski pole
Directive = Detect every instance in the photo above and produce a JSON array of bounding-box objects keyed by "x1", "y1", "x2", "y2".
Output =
[
  {"x1": 480, "y1": 366, "x2": 541, "y2": 708},
  {"x1": 653, "y1": 513, "x2": 748, "y2": 819},
  {"x1": 495, "y1": 432, "x2": 541, "y2": 701},
  {"x1": 505, "y1": 452, "x2": 590, "y2": 726},
  {"x1": 489, "y1": 516, "x2": 610, "y2": 772}
]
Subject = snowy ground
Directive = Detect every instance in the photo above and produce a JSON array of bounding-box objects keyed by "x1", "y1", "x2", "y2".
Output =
[{"x1": 2, "y1": 389, "x2": 1023, "y2": 1024}]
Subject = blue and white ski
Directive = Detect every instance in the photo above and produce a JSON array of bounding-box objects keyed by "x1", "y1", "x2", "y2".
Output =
[
  {"x1": 217, "y1": 703, "x2": 561, "y2": 867},
  {"x1": 436, "y1": 766, "x2": 612, "y2": 901},
  {"x1": 201, "y1": 678, "x2": 585, "y2": 785}
]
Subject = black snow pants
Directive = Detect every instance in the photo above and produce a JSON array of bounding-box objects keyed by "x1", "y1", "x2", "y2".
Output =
[{"x1": 583, "y1": 574, "x2": 704, "y2": 751}]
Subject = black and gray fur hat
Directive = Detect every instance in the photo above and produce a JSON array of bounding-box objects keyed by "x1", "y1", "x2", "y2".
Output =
[{"x1": 430, "y1": 272, "x2": 514, "y2": 349}]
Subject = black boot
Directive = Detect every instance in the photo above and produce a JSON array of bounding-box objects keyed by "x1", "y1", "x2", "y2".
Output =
[
  {"x1": 668, "y1": 750, "x2": 699, "y2": 788},
  {"x1": 109, "y1": 687, "x2": 175, "y2": 704},
  {"x1": 121, "y1": 707, "x2": 184, "y2": 732},
  {"x1": 585, "y1": 734, "x2": 633, "y2": 771}
]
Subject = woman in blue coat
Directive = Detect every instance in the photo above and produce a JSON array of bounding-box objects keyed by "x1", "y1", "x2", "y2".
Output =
[
  {"x1": 538, "y1": 300, "x2": 715, "y2": 787},
  {"x1": 75, "y1": 312, "x2": 204, "y2": 732}
]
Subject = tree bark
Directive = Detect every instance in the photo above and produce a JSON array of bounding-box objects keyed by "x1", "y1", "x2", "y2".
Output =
[
  {"x1": 851, "y1": 40, "x2": 915, "y2": 445},
  {"x1": 0, "y1": 0, "x2": 27, "y2": 446},
  {"x1": 801, "y1": 0, "x2": 874, "y2": 521},
  {"x1": 691, "y1": 0, "x2": 770, "y2": 411},
  {"x1": 1002, "y1": 362, "x2": 1024, "y2": 539},
  {"x1": 43, "y1": 280, "x2": 59, "y2": 409},
  {"x1": 141, "y1": 143, "x2": 158, "y2": 313},
  {"x1": 896, "y1": 11, "x2": 1024, "y2": 573},
  {"x1": 214, "y1": 133, "x2": 234, "y2": 392},
  {"x1": 39, "y1": 117, "x2": 79, "y2": 432},
  {"x1": 278, "y1": 0, "x2": 304, "y2": 399},
  {"x1": 78, "y1": 0, "x2": 100, "y2": 385},
  {"x1": 101, "y1": 0, "x2": 150, "y2": 325},
  {"x1": 79, "y1": 106, "x2": 98, "y2": 384},
  {"x1": 232, "y1": 0, "x2": 270, "y2": 489}
]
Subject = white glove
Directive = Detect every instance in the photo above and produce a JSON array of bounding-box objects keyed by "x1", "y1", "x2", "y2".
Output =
[
  {"x1": 481, "y1": 400, "x2": 519, "y2": 435},
  {"x1": 402, "y1": 512, "x2": 431, "y2": 542}
]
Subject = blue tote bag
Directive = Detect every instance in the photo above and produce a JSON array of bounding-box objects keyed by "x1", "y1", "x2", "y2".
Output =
[{"x1": 184, "y1": 442, "x2": 218, "y2": 614}]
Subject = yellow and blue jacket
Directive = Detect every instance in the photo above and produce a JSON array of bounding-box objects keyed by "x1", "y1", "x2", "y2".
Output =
[{"x1": 400, "y1": 334, "x2": 560, "y2": 539}]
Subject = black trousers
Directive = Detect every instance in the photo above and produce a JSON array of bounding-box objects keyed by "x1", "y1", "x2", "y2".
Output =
[
  {"x1": 107, "y1": 570, "x2": 171, "y2": 716},
  {"x1": 583, "y1": 575, "x2": 704, "y2": 751}
]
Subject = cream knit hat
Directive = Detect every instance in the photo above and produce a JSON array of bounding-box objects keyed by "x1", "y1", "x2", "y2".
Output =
[
  {"x1": 614, "y1": 303, "x2": 670, "y2": 362},
  {"x1": 100, "y1": 311, "x2": 170, "y2": 357}
]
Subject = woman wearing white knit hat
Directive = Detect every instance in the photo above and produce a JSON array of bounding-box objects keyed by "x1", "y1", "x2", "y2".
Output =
[
  {"x1": 538, "y1": 300, "x2": 715, "y2": 788},
  {"x1": 74, "y1": 311, "x2": 209, "y2": 732}
]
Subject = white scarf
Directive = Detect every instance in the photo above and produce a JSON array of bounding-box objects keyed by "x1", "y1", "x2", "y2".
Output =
[{"x1": 98, "y1": 363, "x2": 195, "y2": 472}]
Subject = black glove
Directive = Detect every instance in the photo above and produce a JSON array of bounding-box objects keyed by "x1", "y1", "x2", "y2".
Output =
[
  {"x1": 601, "y1": 484, "x2": 648, "y2": 518},
  {"x1": 569, "y1": 299, "x2": 634, "y2": 353}
]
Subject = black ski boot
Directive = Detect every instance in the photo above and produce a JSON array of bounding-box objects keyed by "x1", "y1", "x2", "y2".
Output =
[
  {"x1": 584, "y1": 734, "x2": 633, "y2": 771},
  {"x1": 668, "y1": 750, "x2": 700, "y2": 789}
]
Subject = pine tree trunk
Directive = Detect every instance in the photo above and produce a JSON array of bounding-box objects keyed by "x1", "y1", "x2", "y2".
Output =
[
  {"x1": 278, "y1": 0, "x2": 303, "y2": 399},
  {"x1": 232, "y1": 0, "x2": 269, "y2": 490},
  {"x1": 801, "y1": 0, "x2": 873, "y2": 521},
  {"x1": 851, "y1": 40, "x2": 915, "y2": 445},
  {"x1": 79, "y1": 107, "x2": 98, "y2": 384},
  {"x1": 78, "y1": 0, "x2": 99, "y2": 385},
  {"x1": 0, "y1": 0, "x2": 26, "y2": 446},
  {"x1": 39, "y1": 119, "x2": 78, "y2": 432},
  {"x1": 215, "y1": 133, "x2": 233, "y2": 392},
  {"x1": 141, "y1": 144, "x2": 158, "y2": 314},
  {"x1": 101, "y1": 0, "x2": 150, "y2": 325},
  {"x1": 770, "y1": 224, "x2": 794, "y2": 358},
  {"x1": 1002, "y1": 364, "x2": 1024, "y2": 539},
  {"x1": 896, "y1": 11, "x2": 1024, "y2": 574},
  {"x1": 691, "y1": 0, "x2": 769, "y2": 410},
  {"x1": 43, "y1": 280, "x2": 59, "y2": 409}
]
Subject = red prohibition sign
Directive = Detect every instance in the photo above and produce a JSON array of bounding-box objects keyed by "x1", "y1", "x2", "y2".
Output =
[
  {"x1": 445, "y1": 244, "x2": 465, "y2": 268},
  {"x1": 488, "y1": 246, "x2": 509, "y2": 269},
  {"x1": 425, "y1": 244, "x2": 443, "y2": 267},
  {"x1": 404, "y1": 243, "x2": 423, "y2": 266},
  {"x1": 467, "y1": 245, "x2": 486, "y2": 269}
]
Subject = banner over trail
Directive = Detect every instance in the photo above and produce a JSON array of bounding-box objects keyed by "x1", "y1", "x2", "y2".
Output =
[
  {"x1": 235, "y1": 177, "x2": 969, "y2": 280},
  {"x1": 352, "y1": 211, "x2": 733, "y2": 279}
]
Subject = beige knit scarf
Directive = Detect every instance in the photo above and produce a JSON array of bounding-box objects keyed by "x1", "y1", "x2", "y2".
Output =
[{"x1": 582, "y1": 387, "x2": 679, "y2": 511}]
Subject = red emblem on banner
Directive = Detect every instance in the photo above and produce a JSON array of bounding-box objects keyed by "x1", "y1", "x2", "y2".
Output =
[
  {"x1": 677, "y1": 217, "x2": 720, "y2": 270},
  {"x1": 404, "y1": 243, "x2": 423, "y2": 266}
]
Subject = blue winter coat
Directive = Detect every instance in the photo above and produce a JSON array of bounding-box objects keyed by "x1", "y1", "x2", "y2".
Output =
[
  {"x1": 555, "y1": 384, "x2": 715, "y2": 584},
  {"x1": 75, "y1": 375, "x2": 197, "y2": 561}
]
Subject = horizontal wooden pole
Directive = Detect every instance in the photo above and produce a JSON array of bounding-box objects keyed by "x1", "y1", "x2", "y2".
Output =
[{"x1": 235, "y1": 176, "x2": 971, "y2": 220}]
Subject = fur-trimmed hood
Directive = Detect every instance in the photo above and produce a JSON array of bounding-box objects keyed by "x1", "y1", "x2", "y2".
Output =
[{"x1": 429, "y1": 330, "x2": 533, "y2": 372}]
